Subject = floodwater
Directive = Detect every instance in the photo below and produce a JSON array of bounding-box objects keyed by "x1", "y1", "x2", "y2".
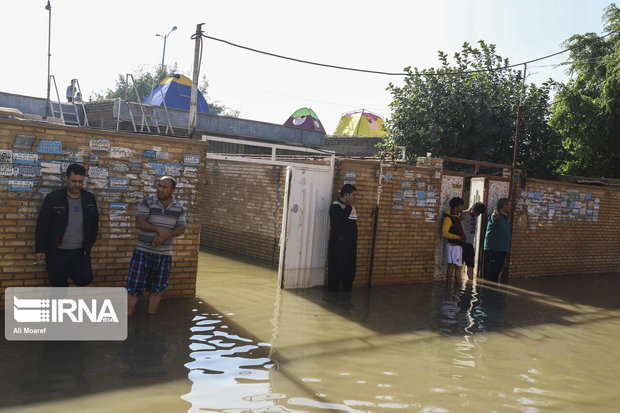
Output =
[{"x1": 1, "y1": 249, "x2": 620, "y2": 412}]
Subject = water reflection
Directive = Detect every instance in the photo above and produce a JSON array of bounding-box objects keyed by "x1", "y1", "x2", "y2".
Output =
[
  {"x1": 432, "y1": 280, "x2": 509, "y2": 336},
  {"x1": 197, "y1": 250, "x2": 620, "y2": 412},
  {"x1": 182, "y1": 308, "x2": 281, "y2": 411}
]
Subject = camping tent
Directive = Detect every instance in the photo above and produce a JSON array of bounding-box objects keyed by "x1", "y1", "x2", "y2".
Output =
[
  {"x1": 142, "y1": 74, "x2": 211, "y2": 114},
  {"x1": 283, "y1": 107, "x2": 326, "y2": 133},
  {"x1": 332, "y1": 109, "x2": 386, "y2": 137}
]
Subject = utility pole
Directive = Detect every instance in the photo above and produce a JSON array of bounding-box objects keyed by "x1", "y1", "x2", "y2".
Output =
[
  {"x1": 188, "y1": 23, "x2": 204, "y2": 137},
  {"x1": 505, "y1": 63, "x2": 527, "y2": 282},
  {"x1": 45, "y1": 0, "x2": 52, "y2": 119},
  {"x1": 513, "y1": 64, "x2": 527, "y2": 168}
]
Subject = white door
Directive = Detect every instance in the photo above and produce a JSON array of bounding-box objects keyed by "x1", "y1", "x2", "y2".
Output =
[
  {"x1": 278, "y1": 166, "x2": 333, "y2": 289},
  {"x1": 469, "y1": 178, "x2": 486, "y2": 275}
]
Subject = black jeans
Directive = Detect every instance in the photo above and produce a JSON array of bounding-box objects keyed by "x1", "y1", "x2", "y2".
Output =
[
  {"x1": 481, "y1": 250, "x2": 507, "y2": 282},
  {"x1": 327, "y1": 239, "x2": 357, "y2": 292},
  {"x1": 46, "y1": 248, "x2": 93, "y2": 287}
]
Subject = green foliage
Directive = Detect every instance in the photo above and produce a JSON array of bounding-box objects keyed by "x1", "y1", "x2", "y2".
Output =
[
  {"x1": 384, "y1": 41, "x2": 564, "y2": 177},
  {"x1": 550, "y1": 3, "x2": 620, "y2": 178},
  {"x1": 93, "y1": 64, "x2": 239, "y2": 117}
]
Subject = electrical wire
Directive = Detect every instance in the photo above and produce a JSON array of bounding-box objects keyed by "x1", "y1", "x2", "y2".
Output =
[{"x1": 198, "y1": 28, "x2": 620, "y2": 78}]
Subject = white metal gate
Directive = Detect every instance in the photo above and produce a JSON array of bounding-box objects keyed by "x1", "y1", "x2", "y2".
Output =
[{"x1": 278, "y1": 166, "x2": 333, "y2": 288}]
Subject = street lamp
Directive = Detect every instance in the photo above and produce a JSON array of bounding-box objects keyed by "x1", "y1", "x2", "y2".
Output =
[{"x1": 156, "y1": 26, "x2": 177, "y2": 68}]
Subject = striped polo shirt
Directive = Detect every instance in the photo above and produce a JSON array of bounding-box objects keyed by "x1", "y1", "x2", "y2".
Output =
[{"x1": 135, "y1": 194, "x2": 186, "y2": 256}]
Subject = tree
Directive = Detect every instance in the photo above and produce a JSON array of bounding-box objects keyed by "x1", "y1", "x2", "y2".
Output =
[
  {"x1": 384, "y1": 41, "x2": 564, "y2": 177},
  {"x1": 93, "y1": 64, "x2": 239, "y2": 117},
  {"x1": 550, "y1": 3, "x2": 620, "y2": 178}
]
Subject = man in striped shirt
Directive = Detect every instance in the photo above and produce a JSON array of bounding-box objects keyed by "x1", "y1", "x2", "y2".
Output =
[{"x1": 126, "y1": 176, "x2": 186, "y2": 315}]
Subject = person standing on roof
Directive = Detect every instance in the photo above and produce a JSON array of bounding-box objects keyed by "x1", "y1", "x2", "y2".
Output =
[{"x1": 66, "y1": 79, "x2": 76, "y2": 103}]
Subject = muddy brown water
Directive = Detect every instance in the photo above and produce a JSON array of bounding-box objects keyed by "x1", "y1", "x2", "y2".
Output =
[{"x1": 1, "y1": 249, "x2": 619, "y2": 412}]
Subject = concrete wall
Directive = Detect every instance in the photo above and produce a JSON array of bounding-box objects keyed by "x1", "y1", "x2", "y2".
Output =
[
  {"x1": 0, "y1": 117, "x2": 205, "y2": 306},
  {"x1": 323, "y1": 136, "x2": 381, "y2": 157},
  {"x1": 0, "y1": 92, "x2": 325, "y2": 146}
]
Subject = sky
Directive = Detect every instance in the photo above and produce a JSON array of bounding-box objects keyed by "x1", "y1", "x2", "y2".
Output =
[{"x1": 0, "y1": 1, "x2": 614, "y2": 134}]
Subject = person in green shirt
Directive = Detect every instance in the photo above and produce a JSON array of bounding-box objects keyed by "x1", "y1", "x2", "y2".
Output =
[{"x1": 482, "y1": 198, "x2": 512, "y2": 282}]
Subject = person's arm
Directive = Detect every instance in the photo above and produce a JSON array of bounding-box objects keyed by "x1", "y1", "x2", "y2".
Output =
[
  {"x1": 90, "y1": 193, "x2": 99, "y2": 243},
  {"x1": 460, "y1": 206, "x2": 474, "y2": 219},
  {"x1": 136, "y1": 216, "x2": 172, "y2": 239},
  {"x1": 152, "y1": 225, "x2": 185, "y2": 247},
  {"x1": 150, "y1": 208, "x2": 186, "y2": 247},
  {"x1": 34, "y1": 195, "x2": 53, "y2": 261},
  {"x1": 329, "y1": 202, "x2": 352, "y2": 227}
]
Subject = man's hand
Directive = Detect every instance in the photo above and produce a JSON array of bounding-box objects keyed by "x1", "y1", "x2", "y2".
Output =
[
  {"x1": 35, "y1": 253, "x2": 45, "y2": 263},
  {"x1": 492, "y1": 208, "x2": 499, "y2": 219},
  {"x1": 152, "y1": 235, "x2": 165, "y2": 247},
  {"x1": 156, "y1": 228, "x2": 172, "y2": 239},
  {"x1": 343, "y1": 193, "x2": 355, "y2": 205}
]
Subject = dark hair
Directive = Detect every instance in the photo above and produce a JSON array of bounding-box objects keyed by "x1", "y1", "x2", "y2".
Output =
[
  {"x1": 66, "y1": 163, "x2": 86, "y2": 177},
  {"x1": 160, "y1": 175, "x2": 177, "y2": 189},
  {"x1": 473, "y1": 202, "x2": 486, "y2": 215},
  {"x1": 497, "y1": 198, "x2": 510, "y2": 210},
  {"x1": 449, "y1": 197, "x2": 464, "y2": 209},
  {"x1": 340, "y1": 183, "x2": 357, "y2": 197}
]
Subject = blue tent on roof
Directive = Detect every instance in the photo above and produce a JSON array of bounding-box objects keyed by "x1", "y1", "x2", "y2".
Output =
[{"x1": 142, "y1": 74, "x2": 211, "y2": 114}]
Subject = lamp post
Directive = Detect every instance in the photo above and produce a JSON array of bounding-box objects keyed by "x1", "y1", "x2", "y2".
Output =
[
  {"x1": 156, "y1": 26, "x2": 177, "y2": 68},
  {"x1": 45, "y1": 0, "x2": 52, "y2": 118}
]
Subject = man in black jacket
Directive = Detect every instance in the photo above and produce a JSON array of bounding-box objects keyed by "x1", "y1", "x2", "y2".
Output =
[
  {"x1": 327, "y1": 183, "x2": 358, "y2": 292},
  {"x1": 35, "y1": 163, "x2": 99, "y2": 286}
]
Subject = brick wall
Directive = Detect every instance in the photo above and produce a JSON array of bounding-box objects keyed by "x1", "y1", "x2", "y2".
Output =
[
  {"x1": 201, "y1": 160, "x2": 286, "y2": 262},
  {"x1": 335, "y1": 159, "x2": 443, "y2": 286},
  {"x1": 509, "y1": 178, "x2": 620, "y2": 278},
  {"x1": 0, "y1": 118, "x2": 205, "y2": 307},
  {"x1": 198, "y1": 154, "x2": 620, "y2": 285}
]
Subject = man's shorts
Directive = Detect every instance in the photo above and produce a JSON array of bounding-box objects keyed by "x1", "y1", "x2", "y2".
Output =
[
  {"x1": 462, "y1": 243, "x2": 475, "y2": 268},
  {"x1": 126, "y1": 249, "x2": 172, "y2": 297},
  {"x1": 446, "y1": 244, "x2": 463, "y2": 266}
]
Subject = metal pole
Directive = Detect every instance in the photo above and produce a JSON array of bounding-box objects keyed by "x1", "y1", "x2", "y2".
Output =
[
  {"x1": 45, "y1": 0, "x2": 52, "y2": 118},
  {"x1": 161, "y1": 36, "x2": 167, "y2": 68},
  {"x1": 157, "y1": 26, "x2": 176, "y2": 70},
  {"x1": 188, "y1": 23, "x2": 204, "y2": 137}
]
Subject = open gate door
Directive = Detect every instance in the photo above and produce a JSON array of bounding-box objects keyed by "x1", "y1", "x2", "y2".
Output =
[{"x1": 278, "y1": 166, "x2": 333, "y2": 289}]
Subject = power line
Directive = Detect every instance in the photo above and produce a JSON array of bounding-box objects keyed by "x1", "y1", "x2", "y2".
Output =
[{"x1": 198, "y1": 29, "x2": 620, "y2": 77}]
